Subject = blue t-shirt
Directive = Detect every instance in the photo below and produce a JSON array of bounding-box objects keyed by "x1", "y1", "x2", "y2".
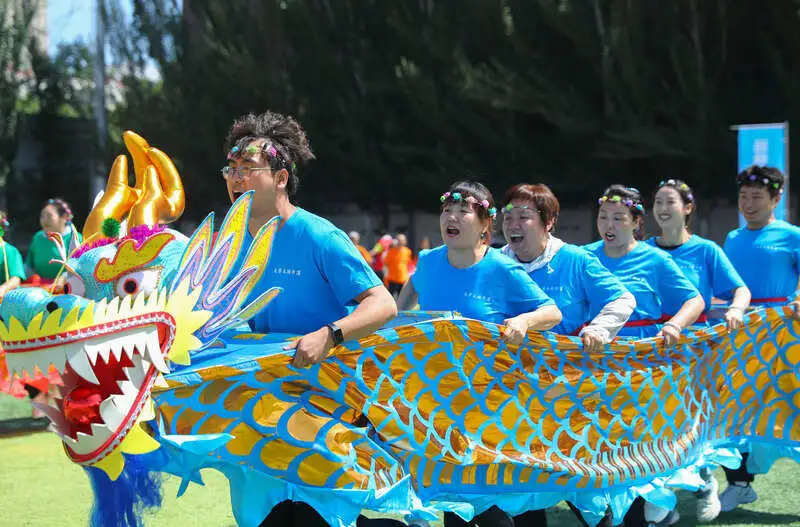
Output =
[
  {"x1": 645, "y1": 235, "x2": 745, "y2": 312},
  {"x1": 724, "y1": 220, "x2": 800, "y2": 306},
  {"x1": 411, "y1": 246, "x2": 554, "y2": 324},
  {"x1": 241, "y1": 208, "x2": 381, "y2": 334},
  {"x1": 584, "y1": 241, "x2": 700, "y2": 338},
  {"x1": 526, "y1": 244, "x2": 628, "y2": 335}
]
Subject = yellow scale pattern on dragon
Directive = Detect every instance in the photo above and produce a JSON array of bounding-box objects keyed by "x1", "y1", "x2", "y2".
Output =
[{"x1": 1, "y1": 133, "x2": 799, "y2": 527}]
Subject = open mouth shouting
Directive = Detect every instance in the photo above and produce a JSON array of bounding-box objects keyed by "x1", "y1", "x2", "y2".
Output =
[
  {"x1": 602, "y1": 231, "x2": 616, "y2": 243},
  {"x1": 445, "y1": 225, "x2": 460, "y2": 238},
  {"x1": 508, "y1": 233, "x2": 524, "y2": 245},
  {"x1": 1, "y1": 293, "x2": 177, "y2": 470}
]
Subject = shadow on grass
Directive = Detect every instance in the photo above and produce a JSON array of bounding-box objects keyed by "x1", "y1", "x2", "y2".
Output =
[
  {"x1": 0, "y1": 416, "x2": 50, "y2": 437},
  {"x1": 711, "y1": 509, "x2": 800, "y2": 525}
]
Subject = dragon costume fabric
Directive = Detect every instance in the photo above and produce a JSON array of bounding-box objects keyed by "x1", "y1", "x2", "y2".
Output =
[{"x1": 1, "y1": 133, "x2": 799, "y2": 527}]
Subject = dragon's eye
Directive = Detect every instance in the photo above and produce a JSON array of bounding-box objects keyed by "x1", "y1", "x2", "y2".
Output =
[
  {"x1": 114, "y1": 269, "x2": 160, "y2": 298},
  {"x1": 62, "y1": 273, "x2": 86, "y2": 297}
]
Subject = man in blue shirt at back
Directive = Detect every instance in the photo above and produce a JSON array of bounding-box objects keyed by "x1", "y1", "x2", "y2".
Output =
[
  {"x1": 721, "y1": 165, "x2": 800, "y2": 513},
  {"x1": 222, "y1": 111, "x2": 399, "y2": 527}
]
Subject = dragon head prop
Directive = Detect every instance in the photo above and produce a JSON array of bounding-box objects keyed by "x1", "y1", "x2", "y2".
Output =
[{"x1": 0, "y1": 132, "x2": 279, "y2": 480}]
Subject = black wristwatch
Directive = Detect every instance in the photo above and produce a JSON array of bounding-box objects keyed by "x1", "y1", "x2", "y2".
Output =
[{"x1": 326, "y1": 323, "x2": 344, "y2": 346}]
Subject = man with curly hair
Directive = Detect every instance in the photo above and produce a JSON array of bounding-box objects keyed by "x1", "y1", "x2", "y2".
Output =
[{"x1": 222, "y1": 111, "x2": 400, "y2": 527}]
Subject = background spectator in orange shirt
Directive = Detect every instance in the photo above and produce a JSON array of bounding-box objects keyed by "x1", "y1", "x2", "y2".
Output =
[
  {"x1": 384, "y1": 233, "x2": 412, "y2": 298},
  {"x1": 348, "y1": 230, "x2": 373, "y2": 266}
]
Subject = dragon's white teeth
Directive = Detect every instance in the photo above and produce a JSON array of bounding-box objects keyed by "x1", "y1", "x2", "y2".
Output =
[
  {"x1": 107, "y1": 340, "x2": 123, "y2": 362},
  {"x1": 100, "y1": 397, "x2": 125, "y2": 429},
  {"x1": 67, "y1": 350, "x2": 99, "y2": 385},
  {"x1": 111, "y1": 340, "x2": 124, "y2": 361},
  {"x1": 49, "y1": 423, "x2": 78, "y2": 446},
  {"x1": 117, "y1": 379, "x2": 138, "y2": 399},
  {"x1": 98, "y1": 344, "x2": 111, "y2": 364},
  {"x1": 144, "y1": 331, "x2": 168, "y2": 373},
  {"x1": 85, "y1": 341, "x2": 104, "y2": 366},
  {"x1": 48, "y1": 343, "x2": 73, "y2": 372},
  {"x1": 32, "y1": 401, "x2": 67, "y2": 429},
  {"x1": 125, "y1": 356, "x2": 150, "y2": 387},
  {"x1": 90, "y1": 423, "x2": 112, "y2": 442},
  {"x1": 121, "y1": 339, "x2": 137, "y2": 360}
]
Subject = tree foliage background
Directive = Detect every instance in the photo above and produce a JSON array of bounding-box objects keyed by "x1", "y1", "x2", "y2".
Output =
[{"x1": 7, "y1": 0, "x2": 800, "y2": 230}]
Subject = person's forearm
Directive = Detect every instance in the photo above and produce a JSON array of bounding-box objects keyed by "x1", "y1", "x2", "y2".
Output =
[
  {"x1": 515, "y1": 304, "x2": 562, "y2": 332},
  {"x1": 0, "y1": 276, "x2": 21, "y2": 297},
  {"x1": 730, "y1": 286, "x2": 751, "y2": 311},
  {"x1": 668, "y1": 296, "x2": 705, "y2": 330},
  {"x1": 333, "y1": 287, "x2": 397, "y2": 342},
  {"x1": 583, "y1": 291, "x2": 636, "y2": 340}
]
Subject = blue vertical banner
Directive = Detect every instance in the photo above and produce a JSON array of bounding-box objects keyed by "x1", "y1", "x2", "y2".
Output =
[{"x1": 735, "y1": 122, "x2": 790, "y2": 226}]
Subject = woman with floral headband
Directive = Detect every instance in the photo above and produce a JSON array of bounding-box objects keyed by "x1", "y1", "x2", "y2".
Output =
[
  {"x1": 397, "y1": 180, "x2": 562, "y2": 527},
  {"x1": 25, "y1": 198, "x2": 81, "y2": 284},
  {"x1": 583, "y1": 184, "x2": 704, "y2": 527},
  {"x1": 647, "y1": 179, "x2": 751, "y2": 332},
  {"x1": 642, "y1": 179, "x2": 751, "y2": 524},
  {"x1": 500, "y1": 183, "x2": 635, "y2": 350}
]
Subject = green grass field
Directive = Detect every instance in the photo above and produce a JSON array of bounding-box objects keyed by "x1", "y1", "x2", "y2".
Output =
[{"x1": 2, "y1": 393, "x2": 799, "y2": 526}]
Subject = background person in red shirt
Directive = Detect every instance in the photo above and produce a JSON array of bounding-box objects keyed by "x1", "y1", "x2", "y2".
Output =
[{"x1": 370, "y1": 233, "x2": 393, "y2": 281}]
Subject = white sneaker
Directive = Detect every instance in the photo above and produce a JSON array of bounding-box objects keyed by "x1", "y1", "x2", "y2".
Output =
[
  {"x1": 644, "y1": 502, "x2": 679, "y2": 526},
  {"x1": 646, "y1": 507, "x2": 679, "y2": 527},
  {"x1": 696, "y1": 475, "x2": 721, "y2": 522},
  {"x1": 719, "y1": 482, "x2": 758, "y2": 512}
]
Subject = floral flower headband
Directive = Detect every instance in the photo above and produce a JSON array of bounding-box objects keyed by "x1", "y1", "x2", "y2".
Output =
[
  {"x1": 227, "y1": 141, "x2": 297, "y2": 174},
  {"x1": 658, "y1": 179, "x2": 694, "y2": 202},
  {"x1": 0, "y1": 214, "x2": 9, "y2": 238},
  {"x1": 440, "y1": 192, "x2": 497, "y2": 218},
  {"x1": 48, "y1": 198, "x2": 74, "y2": 222},
  {"x1": 597, "y1": 193, "x2": 645, "y2": 213},
  {"x1": 502, "y1": 203, "x2": 533, "y2": 213},
  {"x1": 736, "y1": 171, "x2": 782, "y2": 190}
]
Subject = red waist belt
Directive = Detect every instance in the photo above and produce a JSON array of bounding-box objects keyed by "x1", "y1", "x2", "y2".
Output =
[
  {"x1": 572, "y1": 314, "x2": 707, "y2": 336},
  {"x1": 751, "y1": 297, "x2": 789, "y2": 305},
  {"x1": 623, "y1": 314, "x2": 707, "y2": 328}
]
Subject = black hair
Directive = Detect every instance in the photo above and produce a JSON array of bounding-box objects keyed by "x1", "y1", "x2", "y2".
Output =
[
  {"x1": 441, "y1": 180, "x2": 496, "y2": 243},
  {"x1": 224, "y1": 111, "x2": 316, "y2": 196},
  {"x1": 598, "y1": 184, "x2": 646, "y2": 240},
  {"x1": 44, "y1": 198, "x2": 74, "y2": 223},
  {"x1": 655, "y1": 179, "x2": 695, "y2": 227},
  {"x1": 736, "y1": 165, "x2": 785, "y2": 199}
]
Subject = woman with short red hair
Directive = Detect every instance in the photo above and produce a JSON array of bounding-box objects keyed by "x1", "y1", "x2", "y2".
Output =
[{"x1": 501, "y1": 183, "x2": 636, "y2": 350}]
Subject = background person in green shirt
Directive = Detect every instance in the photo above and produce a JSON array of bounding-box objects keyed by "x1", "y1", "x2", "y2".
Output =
[
  {"x1": 0, "y1": 212, "x2": 25, "y2": 297},
  {"x1": 25, "y1": 198, "x2": 81, "y2": 283}
]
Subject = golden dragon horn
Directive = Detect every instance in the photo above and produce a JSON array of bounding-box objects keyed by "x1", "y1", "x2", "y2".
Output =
[
  {"x1": 127, "y1": 146, "x2": 185, "y2": 228},
  {"x1": 81, "y1": 131, "x2": 185, "y2": 242}
]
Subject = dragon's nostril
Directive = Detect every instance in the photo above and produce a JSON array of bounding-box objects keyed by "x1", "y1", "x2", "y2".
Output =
[{"x1": 46, "y1": 301, "x2": 59, "y2": 313}]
